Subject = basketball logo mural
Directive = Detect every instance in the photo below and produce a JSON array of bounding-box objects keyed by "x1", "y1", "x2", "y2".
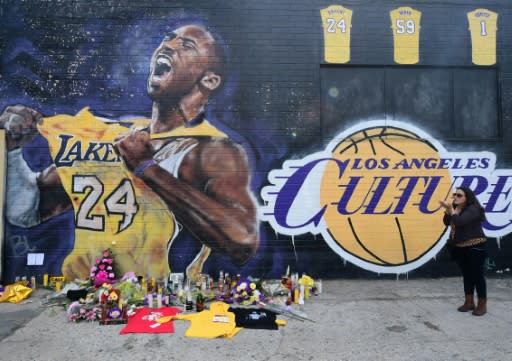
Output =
[
  {"x1": 320, "y1": 126, "x2": 450, "y2": 268},
  {"x1": 261, "y1": 120, "x2": 512, "y2": 274}
]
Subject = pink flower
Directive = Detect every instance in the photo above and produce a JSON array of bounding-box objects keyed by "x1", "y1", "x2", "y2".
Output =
[
  {"x1": 95, "y1": 258, "x2": 101, "y2": 264},
  {"x1": 103, "y1": 250, "x2": 110, "y2": 257},
  {"x1": 90, "y1": 273, "x2": 95, "y2": 278},
  {"x1": 108, "y1": 273, "x2": 115, "y2": 279},
  {"x1": 107, "y1": 266, "x2": 112, "y2": 271},
  {"x1": 91, "y1": 266, "x2": 97, "y2": 272},
  {"x1": 99, "y1": 264, "x2": 105, "y2": 270},
  {"x1": 105, "y1": 259, "x2": 113, "y2": 264},
  {"x1": 94, "y1": 272, "x2": 111, "y2": 287},
  {"x1": 86, "y1": 311, "x2": 97, "y2": 321}
]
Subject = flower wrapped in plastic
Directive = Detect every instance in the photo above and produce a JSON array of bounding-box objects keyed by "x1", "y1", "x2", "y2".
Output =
[
  {"x1": 220, "y1": 277, "x2": 265, "y2": 305},
  {"x1": 116, "y1": 273, "x2": 145, "y2": 304},
  {"x1": 67, "y1": 301, "x2": 101, "y2": 323},
  {"x1": 90, "y1": 248, "x2": 117, "y2": 287}
]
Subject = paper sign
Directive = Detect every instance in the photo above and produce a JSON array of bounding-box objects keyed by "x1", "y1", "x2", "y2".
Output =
[{"x1": 27, "y1": 253, "x2": 45, "y2": 266}]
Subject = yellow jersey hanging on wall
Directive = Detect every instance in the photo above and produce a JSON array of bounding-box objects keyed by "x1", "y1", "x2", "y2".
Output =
[
  {"x1": 320, "y1": 5, "x2": 353, "y2": 63},
  {"x1": 467, "y1": 8, "x2": 498, "y2": 66},
  {"x1": 390, "y1": 6, "x2": 421, "y2": 64}
]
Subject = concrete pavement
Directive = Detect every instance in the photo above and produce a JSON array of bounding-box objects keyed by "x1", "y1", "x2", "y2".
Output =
[{"x1": 0, "y1": 277, "x2": 511, "y2": 361}]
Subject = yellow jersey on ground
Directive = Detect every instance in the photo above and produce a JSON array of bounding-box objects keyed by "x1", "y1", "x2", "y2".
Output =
[{"x1": 174, "y1": 302, "x2": 241, "y2": 338}]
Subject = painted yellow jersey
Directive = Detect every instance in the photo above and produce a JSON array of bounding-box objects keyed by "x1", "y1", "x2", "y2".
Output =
[
  {"x1": 320, "y1": 5, "x2": 353, "y2": 64},
  {"x1": 390, "y1": 7, "x2": 421, "y2": 64},
  {"x1": 38, "y1": 108, "x2": 227, "y2": 281},
  {"x1": 467, "y1": 8, "x2": 498, "y2": 66}
]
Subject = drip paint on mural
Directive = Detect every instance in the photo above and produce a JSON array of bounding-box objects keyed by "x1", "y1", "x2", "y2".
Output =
[
  {"x1": 0, "y1": 2, "x2": 510, "y2": 282},
  {"x1": 261, "y1": 120, "x2": 512, "y2": 274}
]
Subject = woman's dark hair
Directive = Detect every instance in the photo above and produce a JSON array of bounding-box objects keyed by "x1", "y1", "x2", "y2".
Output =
[{"x1": 457, "y1": 186, "x2": 486, "y2": 221}]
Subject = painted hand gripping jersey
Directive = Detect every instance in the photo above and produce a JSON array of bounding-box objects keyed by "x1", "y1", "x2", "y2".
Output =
[{"x1": 38, "y1": 108, "x2": 226, "y2": 281}]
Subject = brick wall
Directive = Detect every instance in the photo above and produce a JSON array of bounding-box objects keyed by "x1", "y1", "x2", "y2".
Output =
[{"x1": 1, "y1": 0, "x2": 511, "y2": 281}]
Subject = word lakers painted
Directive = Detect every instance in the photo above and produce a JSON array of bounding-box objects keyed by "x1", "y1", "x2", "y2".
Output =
[{"x1": 54, "y1": 135, "x2": 121, "y2": 167}]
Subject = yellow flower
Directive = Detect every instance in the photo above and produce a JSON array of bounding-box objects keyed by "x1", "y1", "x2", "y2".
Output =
[{"x1": 250, "y1": 283, "x2": 256, "y2": 290}]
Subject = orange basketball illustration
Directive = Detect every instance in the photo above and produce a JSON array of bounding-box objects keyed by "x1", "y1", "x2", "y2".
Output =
[{"x1": 320, "y1": 125, "x2": 451, "y2": 268}]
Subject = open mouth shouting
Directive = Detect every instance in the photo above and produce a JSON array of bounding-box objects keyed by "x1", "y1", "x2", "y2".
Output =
[{"x1": 150, "y1": 54, "x2": 173, "y2": 85}]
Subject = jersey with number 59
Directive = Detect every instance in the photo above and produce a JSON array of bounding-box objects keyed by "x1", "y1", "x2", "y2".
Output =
[
  {"x1": 38, "y1": 108, "x2": 176, "y2": 280},
  {"x1": 390, "y1": 6, "x2": 422, "y2": 64}
]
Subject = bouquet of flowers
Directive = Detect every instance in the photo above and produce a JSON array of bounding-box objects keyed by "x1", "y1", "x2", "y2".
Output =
[
  {"x1": 90, "y1": 248, "x2": 117, "y2": 287},
  {"x1": 220, "y1": 278, "x2": 265, "y2": 305},
  {"x1": 67, "y1": 301, "x2": 101, "y2": 322}
]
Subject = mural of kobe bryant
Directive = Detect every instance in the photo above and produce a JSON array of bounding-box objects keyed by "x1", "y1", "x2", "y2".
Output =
[{"x1": 0, "y1": 17, "x2": 284, "y2": 283}]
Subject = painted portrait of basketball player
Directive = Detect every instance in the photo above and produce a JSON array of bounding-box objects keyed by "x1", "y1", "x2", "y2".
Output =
[{"x1": 0, "y1": 20, "x2": 284, "y2": 283}]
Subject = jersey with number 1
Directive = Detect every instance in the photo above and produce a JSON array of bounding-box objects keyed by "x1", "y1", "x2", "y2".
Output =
[
  {"x1": 467, "y1": 8, "x2": 498, "y2": 66},
  {"x1": 390, "y1": 6, "x2": 421, "y2": 64}
]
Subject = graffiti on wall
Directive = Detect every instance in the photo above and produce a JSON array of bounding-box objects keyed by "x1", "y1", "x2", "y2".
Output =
[
  {"x1": 1, "y1": 2, "x2": 510, "y2": 282},
  {"x1": 1, "y1": 23, "x2": 264, "y2": 282},
  {"x1": 261, "y1": 120, "x2": 512, "y2": 273}
]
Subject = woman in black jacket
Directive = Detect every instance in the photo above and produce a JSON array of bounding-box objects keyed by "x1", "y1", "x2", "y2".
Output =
[{"x1": 440, "y1": 186, "x2": 488, "y2": 316}]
